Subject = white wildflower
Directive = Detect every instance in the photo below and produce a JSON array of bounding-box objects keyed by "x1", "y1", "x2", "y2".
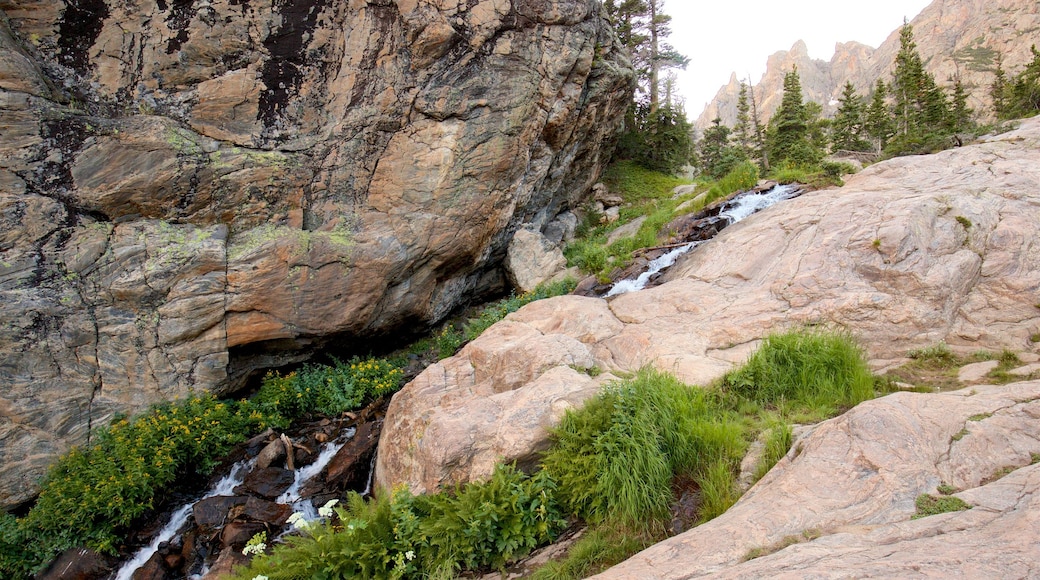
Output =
[
  {"x1": 405, "y1": 550, "x2": 415, "y2": 561},
  {"x1": 252, "y1": 576, "x2": 269, "y2": 580},
  {"x1": 318, "y1": 498, "x2": 340, "y2": 518},
  {"x1": 286, "y1": 511, "x2": 309, "y2": 530}
]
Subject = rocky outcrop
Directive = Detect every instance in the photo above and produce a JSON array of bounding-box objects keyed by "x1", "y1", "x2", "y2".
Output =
[
  {"x1": 376, "y1": 116, "x2": 1040, "y2": 496},
  {"x1": 594, "y1": 380, "x2": 1040, "y2": 578},
  {"x1": 695, "y1": 0, "x2": 1040, "y2": 133},
  {"x1": 0, "y1": 0, "x2": 633, "y2": 507}
]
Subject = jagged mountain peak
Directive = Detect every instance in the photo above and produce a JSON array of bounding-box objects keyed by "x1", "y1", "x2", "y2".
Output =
[{"x1": 694, "y1": 0, "x2": 1040, "y2": 133}]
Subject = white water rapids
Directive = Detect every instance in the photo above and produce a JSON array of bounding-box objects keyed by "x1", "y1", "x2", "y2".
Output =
[
  {"x1": 113, "y1": 459, "x2": 255, "y2": 580},
  {"x1": 605, "y1": 183, "x2": 800, "y2": 297}
]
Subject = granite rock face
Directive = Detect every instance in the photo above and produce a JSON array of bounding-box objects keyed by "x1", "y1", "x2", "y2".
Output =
[
  {"x1": 0, "y1": 0, "x2": 633, "y2": 507},
  {"x1": 376, "y1": 116, "x2": 1040, "y2": 499}
]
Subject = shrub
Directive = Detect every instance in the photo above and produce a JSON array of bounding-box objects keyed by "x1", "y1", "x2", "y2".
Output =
[
  {"x1": 722, "y1": 328, "x2": 874, "y2": 413},
  {"x1": 232, "y1": 465, "x2": 565, "y2": 579},
  {"x1": 911, "y1": 494, "x2": 971, "y2": 519},
  {"x1": 253, "y1": 357, "x2": 402, "y2": 426}
]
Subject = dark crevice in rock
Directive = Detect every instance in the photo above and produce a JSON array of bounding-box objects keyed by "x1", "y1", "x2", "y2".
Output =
[
  {"x1": 257, "y1": 0, "x2": 331, "y2": 133},
  {"x1": 165, "y1": 0, "x2": 198, "y2": 54},
  {"x1": 56, "y1": 0, "x2": 109, "y2": 73}
]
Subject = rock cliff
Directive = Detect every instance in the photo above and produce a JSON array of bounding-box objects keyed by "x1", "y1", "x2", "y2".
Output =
[
  {"x1": 0, "y1": 0, "x2": 633, "y2": 507},
  {"x1": 377, "y1": 116, "x2": 1040, "y2": 500},
  {"x1": 695, "y1": 0, "x2": 1040, "y2": 133}
]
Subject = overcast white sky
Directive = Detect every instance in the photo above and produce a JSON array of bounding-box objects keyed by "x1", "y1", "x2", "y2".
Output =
[{"x1": 665, "y1": 0, "x2": 934, "y2": 117}]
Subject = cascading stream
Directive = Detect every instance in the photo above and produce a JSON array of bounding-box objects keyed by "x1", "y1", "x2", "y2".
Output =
[
  {"x1": 112, "y1": 427, "x2": 356, "y2": 579},
  {"x1": 604, "y1": 183, "x2": 801, "y2": 297},
  {"x1": 113, "y1": 459, "x2": 256, "y2": 580}
]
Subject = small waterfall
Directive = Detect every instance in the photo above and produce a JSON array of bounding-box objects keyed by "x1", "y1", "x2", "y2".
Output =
[
  {"x1": 606, "y1": 242, "x2": 701, "y2": 297},
  {"x1": 604, "y1": 183, "x2": 801, "y2": 297},
  {"x1": 276, "y1": 428, "x2": 355, "y2": 523},
  {"x1": 113, "y1": 459, "x2": 255, "y2": 580}
]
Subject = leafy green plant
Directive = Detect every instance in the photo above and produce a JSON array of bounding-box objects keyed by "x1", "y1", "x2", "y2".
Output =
[
  {"x1": 911, "y1": 494, "x2": 971, "y2": 519},
  {"x1": 232, "y1": 465, "x2": 565, "y2": 579}
]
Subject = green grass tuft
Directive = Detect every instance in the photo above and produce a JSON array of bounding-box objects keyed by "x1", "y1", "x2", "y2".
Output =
[
  {"x1": 911, "y1": 494, "x2": 971, "y2": 519},
  {"x1": 721, "y1": 328, "x2": 874, "y2": 415}
]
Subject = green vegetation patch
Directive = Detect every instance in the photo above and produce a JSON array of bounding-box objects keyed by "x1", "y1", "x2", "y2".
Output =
[
  {"x1": 0, "y1": 356, "x2": 405, "y2": 577},
  {"x1": 231, "y1": 465, "x2": 566, "y2": 580},
  {"x1": 721, "y1": 328, "x2": 874, "y2": 414},
  {"x1": 911, "y1": 494, "x2": 971, "y2": 519}
]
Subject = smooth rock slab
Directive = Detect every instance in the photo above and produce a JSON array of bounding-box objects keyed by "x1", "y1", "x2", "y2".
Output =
[
  {"x1": 958, "y1": 360, "x2": 999, "y2": 382},
  {"x1": 593, "y1": 381, "x2": 1040, "y2": 579}
]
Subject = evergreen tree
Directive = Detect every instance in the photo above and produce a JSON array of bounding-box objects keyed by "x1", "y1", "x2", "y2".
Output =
[
  {"x1": 887, "y1": 21, "x2": 951, "y2": 154},
  {"x1": 766, "y1": 67, "x2": 823, "y2": 167},
  {"x1": 699, "y1": 117, "x2": 740, "y2": 179},
  {"x1": 864, "y1": 79, "x2": 894, "y2": 154},
  {"x1": 732, "y1": 82, "x2": 755, "y2": 160},
  {"x1": 948, "y1": 76, "x2": 974, "y2": 133},
  {"x1": 891, "y1": 20, "x2": 927, "y2": 137},
  {"x1": 748, "y1": 79, "x2": 769, "y2": 171},
  {"x1": 831, "y1": 81, "x2": 870, "y2": 152},
  {"x1": 1004, "y1": 45, "x2": 1040, "y2": 119},
  {"x1": 991, "y1": 54, "x2": 1009, "y2": 118}
]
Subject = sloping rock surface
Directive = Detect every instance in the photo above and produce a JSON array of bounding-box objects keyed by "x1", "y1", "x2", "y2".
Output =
[
  {"x1": 0, "y1": 0, "x2": 632, "y2": 506},
  {"x1": 376, "y1": 117, "x2": 1040, "y2": 499},
  {"x1": 594, "y1": 380, "x2": 1040, "y2": 578}
]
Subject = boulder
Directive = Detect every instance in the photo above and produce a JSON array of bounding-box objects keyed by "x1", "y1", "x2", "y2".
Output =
[
  {"x1": 324, "y1": 421, "x2": 381, "y2": 490},
  {"x1": 504, "y1": 227, "x2": 568, "y2": 293},
  {"x1": 238, "y1": 467, "x2": 294, "y2": 500},
  {"x1": 38, "y1": 547, "x2": 112, "y2": 580},
  {"x1": 606, "y1": 216, "x2": 647, "y2": 246},
  {"x1": 544, "y1": 211, "x2": 579, "y2": 246},
  {"x1": 377, "y1": 117, "x2": 1040, "y2": 496},
  {"x1": 0, "y1": 0, "x2": 634, "y2": 506},
  {"x1": 593, "y1": 381, "x2": 1040, "y2": 578}
]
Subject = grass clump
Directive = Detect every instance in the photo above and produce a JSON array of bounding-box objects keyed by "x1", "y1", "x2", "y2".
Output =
[
  {"x1": 721, "y1": 328, "x2": 874, "y2": 414},
  {"x1": 527, "y1": 526, "x2": 651, "y2": 580},
  {"x1": 697, "y1": 162, "x2": 759, "y2": 210},
  {"x1": 231, "y1": 465, "x2": 566, "y2": 580},
  {"x1": 541, "y1": 368, "x2": 746, "y2": 532},
  {"x1": 435, "y1": 279, "x2": 577, "y2": 360},
  {"x1": 744, "y1": 528, "x2": 822, "y2": 561},
  {"x1": 911, "y1": 494, "x2": 971, "y2": 519},
  {"x1": 752, "y1": 423, "x2": 794, "y2": 483}
]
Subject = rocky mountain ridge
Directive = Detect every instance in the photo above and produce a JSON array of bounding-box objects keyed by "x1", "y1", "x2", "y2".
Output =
[
  {"x1": 695, "y1": 0, "x2": 1040, "y2": 133},
  {"x1": 0, "y1": 0, "x2": 632, "y2": 507}
]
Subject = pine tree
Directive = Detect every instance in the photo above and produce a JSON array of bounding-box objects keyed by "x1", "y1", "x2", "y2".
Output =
[
  {"x1": 948, "y1": 76, "x2": 974, "y2": 133},
  {"x1": 748, "y1": 80, "x2": 769, "y2": 171},
  {"x1": 732, "y1": 82, "x2": 754, "y2": 160},
  {"x1": 699, "y1": 118, "x2": 739, "y2": 179},
  {"x1": 1005, "y1": 45, "x2": 1040, "y2": 119},
  {"x1": 864, "y1": 79, "x2": 894, "y2": 154},
  {"x1": 831, "y1": 81, "x2": 870, "y2": 152},
  {"x1": 766, "y1": 67, "x2": 823, "y2": 167},
  {"x1": 891, "y1": 20, "x2": 927, "y2": 137},
  {"x1": 991, "y1": 54, "x2": 1009, "y2": 118}
]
